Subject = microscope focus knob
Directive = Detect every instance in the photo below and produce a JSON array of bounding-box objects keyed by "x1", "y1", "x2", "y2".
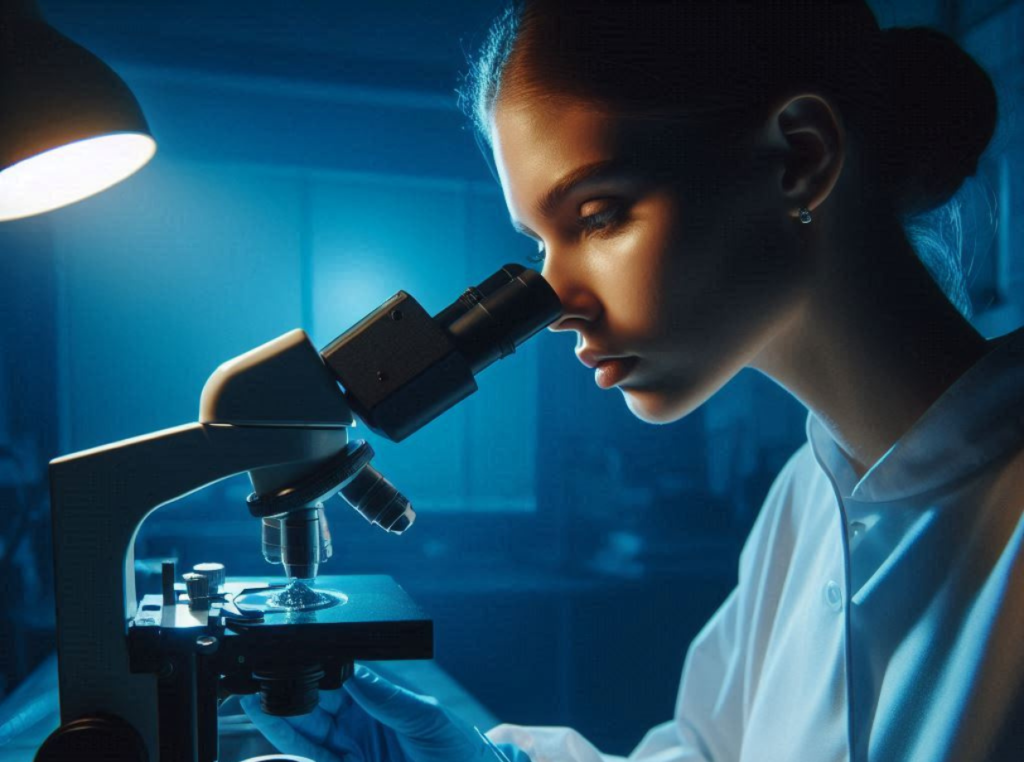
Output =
[
  {"x1": 35, "y1": 715, "x2": 148, "y2": 762},
  {"x1": 192, "y1": 562, "x2": 225, "y2": 593},
  {"x1": 183, "y1": 572, "x2": 211, "y2": 610}
]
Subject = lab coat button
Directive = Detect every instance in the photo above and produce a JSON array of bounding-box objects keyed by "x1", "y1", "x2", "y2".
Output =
[{"x1": 824, "y1": 580, "x2": 844, "y2": 612}]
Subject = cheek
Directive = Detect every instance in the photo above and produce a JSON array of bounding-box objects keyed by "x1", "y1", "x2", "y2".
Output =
[
  {"x1": 592, "y1": 201, "x2": 686, "y2": 338},
  {"x1": 662, "y1": 181, "x2": 801, "y2": 340}
]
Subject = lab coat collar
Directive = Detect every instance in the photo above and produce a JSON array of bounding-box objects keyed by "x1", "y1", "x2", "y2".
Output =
[{"x1": 807, "y1": 326, "x2": 1024, "y2": 506}]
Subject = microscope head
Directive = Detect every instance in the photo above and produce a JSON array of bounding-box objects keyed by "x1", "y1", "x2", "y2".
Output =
[
  {"x1": 202, "y1": 264, "x2": 561, "y2": 584},
  {"x1": 321, "y1": 263, "x2": 561, "y2": 442}
]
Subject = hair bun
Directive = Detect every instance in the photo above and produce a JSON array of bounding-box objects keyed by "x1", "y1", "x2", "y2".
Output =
[{"x1": 876, "y1": 26, "x2": 997, "y2": 216}]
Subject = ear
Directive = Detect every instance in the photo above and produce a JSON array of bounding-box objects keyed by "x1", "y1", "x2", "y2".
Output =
[{"x1": 765, "y1": 93, "x2": 844, "y2": 220}]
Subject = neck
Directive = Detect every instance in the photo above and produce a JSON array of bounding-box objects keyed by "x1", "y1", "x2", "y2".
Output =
[{"x1": 750, "y1": 208, "x2": 988, "y2": 476}]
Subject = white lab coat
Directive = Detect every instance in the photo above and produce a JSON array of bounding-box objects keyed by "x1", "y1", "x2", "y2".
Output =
[{"x1": 490, "y1": 327, "x2": 1024, "y2": 762}]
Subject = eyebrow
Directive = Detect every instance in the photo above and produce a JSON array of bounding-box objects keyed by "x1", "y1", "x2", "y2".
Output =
[
  {"x1": 538, "y1": 160, "x2": 628, "y2": 217},
  {"x1": 510, "y1": 159, "x2": 633, "y2": 239}
]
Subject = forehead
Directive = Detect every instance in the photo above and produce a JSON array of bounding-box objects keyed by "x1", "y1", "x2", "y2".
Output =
[{"x1": 490, "y1": 99, "x2": 630, "y2": 216}]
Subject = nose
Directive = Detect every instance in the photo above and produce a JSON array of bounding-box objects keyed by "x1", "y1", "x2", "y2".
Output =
[{"x1": 541, "y1": 260, "x2": 601, "y2": 333}]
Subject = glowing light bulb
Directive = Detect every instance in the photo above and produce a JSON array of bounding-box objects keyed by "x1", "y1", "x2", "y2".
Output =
[{"x1": 0, "y1": 132, "x2": 156, "y2": 222}]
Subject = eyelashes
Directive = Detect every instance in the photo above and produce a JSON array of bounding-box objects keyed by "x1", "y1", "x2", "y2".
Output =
[
  {"x1": 526, "y1": 200, "x2": 626, "y2": 264},
  {"x1": 578, "y1": 202, "x2": 624, "y2": 235}
]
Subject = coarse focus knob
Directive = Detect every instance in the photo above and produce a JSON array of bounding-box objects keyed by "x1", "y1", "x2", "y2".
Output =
[
  {"x1": 35, "y1": 715, "x2": 148, "y2": 762},
  {"x1": 183, "y1": 572, "x2": 210, "y2": 611},
  {"x1": 192, "y1": 562, "x2": 225, "y2": 593}
]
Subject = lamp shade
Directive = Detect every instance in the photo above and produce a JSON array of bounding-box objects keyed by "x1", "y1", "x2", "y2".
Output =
[{"x1": 0, "y1": 1, "x2": 156, "y2": 221}]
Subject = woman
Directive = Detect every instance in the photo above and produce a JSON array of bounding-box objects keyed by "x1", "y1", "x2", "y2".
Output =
[{"x1": 246, "y1": 1, "x2": 1022, "y2": 759}]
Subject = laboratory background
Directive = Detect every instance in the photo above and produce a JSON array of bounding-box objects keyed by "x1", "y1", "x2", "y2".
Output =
[{"x1": 0, "y1": 0, "x2": 1022, "y2": 757}]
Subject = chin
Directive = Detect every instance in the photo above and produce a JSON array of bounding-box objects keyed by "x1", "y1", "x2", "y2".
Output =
[{"x1": 620, "y1": 385, "x2": 707, "y2": 424}]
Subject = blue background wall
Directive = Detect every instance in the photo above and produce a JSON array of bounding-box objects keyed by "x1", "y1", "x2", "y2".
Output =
[{"x1": 0, "y1": 0, "x2": 1022, "y2": 755}]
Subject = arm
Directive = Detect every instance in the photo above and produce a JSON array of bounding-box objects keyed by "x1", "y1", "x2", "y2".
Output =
[
  {"x1": 248, "y1": 449, "x2": 804, "y2": 762},
  {"x1": 485, "y1": 588, "x2": 744, "y2": 762},
  {"x1": 627, "y1": 588, "x2": 745, "y2": 761},
  {"x1": 247, "y1": 572, "x2": 753, "y2": 762},
  {"x1": 488, "y1": 446, "x2": 807, "y2": 762}
]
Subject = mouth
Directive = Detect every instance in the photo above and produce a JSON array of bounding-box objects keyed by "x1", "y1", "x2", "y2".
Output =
[{"x1": 593, "y1": 356, "x2": 639, "y2": 390}]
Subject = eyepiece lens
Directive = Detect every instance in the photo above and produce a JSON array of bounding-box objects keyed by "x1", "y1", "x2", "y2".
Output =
[{"x1": 443, "y1": 266, "x2": 562, "y2": 375}]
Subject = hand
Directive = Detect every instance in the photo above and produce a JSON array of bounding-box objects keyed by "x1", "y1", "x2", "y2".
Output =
[{"x1": 242, "y1": 664, "x2": 531, "y2": 762}]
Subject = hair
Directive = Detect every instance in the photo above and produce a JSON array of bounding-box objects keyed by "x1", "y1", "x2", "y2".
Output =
[{"x1": 458, "y1": 0, "x2": 999, "y2": 317}]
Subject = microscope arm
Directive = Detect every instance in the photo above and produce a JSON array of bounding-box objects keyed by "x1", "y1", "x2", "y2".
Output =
[
  {"x1": 48, "y1": 330, "x2": 350, "y2": 761},
  {"x1": 50, "y1": 421, "x2": 347, "y2": 760}
]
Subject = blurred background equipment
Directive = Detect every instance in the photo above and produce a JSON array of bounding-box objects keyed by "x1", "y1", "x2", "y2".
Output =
[
  {"x1": 0, "y1": 0, "x2": 1022, "y2": 757},
  {"x1": 0, "y1": 0, "x2": 155, "y2": 221}
]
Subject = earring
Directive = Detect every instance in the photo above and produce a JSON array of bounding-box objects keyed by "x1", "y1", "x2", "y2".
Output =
[{"x1": 798, "y1": 207, "x2": 813, "y2": 224}]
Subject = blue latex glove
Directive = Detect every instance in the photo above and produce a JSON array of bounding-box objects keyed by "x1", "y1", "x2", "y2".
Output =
[{"x1": 241, "y1": 664, "x2": 531, "y2": 762}]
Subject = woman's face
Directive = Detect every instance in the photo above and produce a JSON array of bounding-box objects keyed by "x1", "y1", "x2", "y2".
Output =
[{"x1": 490, "y1": 97, "x2": 812, "y2": 423}]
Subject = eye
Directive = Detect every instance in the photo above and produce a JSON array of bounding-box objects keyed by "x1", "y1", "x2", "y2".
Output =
[
  {"x1": 578, "y1": 199, "x2": 625, "y2": 237},
  {"x1": 519, "y1": 198, "x2": 627, "y2": 266}
]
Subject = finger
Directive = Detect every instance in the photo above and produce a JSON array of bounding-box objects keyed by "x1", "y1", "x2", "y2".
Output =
[
  {"x1": 319, "y1": 686, "x2": 350, "y2": 716},
  {"x1": 241, "y1": 693, "x2": 347, "y2": 762},
  {"x1": 344, "y1": 665, "x2": 488, "y2": 759},
  {"x1": 344, "y1": 665, "x2": 449, "y2": 739}
]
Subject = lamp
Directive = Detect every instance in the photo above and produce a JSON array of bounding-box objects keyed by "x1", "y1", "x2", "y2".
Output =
[{"x1": 0, "y1": 0, "x2": 156, "y2": 222}]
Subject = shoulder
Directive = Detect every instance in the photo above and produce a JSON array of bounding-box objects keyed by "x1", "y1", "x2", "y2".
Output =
[
  {"x1": 763, "y1": 442, "x2": 823, "y2": 507},
  {"x1": 737, "y1": 442, "x2": 837, "y2": 581},
  {"x1": 745, "y1": 442, "x2": 830, "y2": 541}
]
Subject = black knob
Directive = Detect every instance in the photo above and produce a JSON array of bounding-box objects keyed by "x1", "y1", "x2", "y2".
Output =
[{"x1": 35, "y1": 715, "x2": 148, "y2": 762}]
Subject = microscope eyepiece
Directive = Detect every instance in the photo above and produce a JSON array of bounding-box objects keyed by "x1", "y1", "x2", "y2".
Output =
[
  {"x1": 441, "y1": 264, "x2": 562, "y2": 375},
  {"x1": 320, "y1": 265, "x2": 562, "y2": 443},
  {"x1": 433, "y1": 264, "x2": 538, "y2": 329},
  {"x1": 312, "y1": 265, "x2": 560, "y2": 537}
]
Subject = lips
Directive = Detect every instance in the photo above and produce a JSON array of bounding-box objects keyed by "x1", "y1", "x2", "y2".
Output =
[
  {"x1": 576, "y1": 350, "x2": 639, "y2": 389},
  {"x1": 593, "y1": 356, "x2": 638, "y2": 389},
  {"x1": 576, "y1": 349, "x2": 625, "y2": 369}
]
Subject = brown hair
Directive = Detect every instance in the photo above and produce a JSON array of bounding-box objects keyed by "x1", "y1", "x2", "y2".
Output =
[{"x1": 461, "y1": 0, "x2": 997, "y2": 220}]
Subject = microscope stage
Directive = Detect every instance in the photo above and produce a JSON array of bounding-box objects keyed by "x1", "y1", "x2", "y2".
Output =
[{"x1": 132, "y1": 574, "x2": 432, "y2": 662}]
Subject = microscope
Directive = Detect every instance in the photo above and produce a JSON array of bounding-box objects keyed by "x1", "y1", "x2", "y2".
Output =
[{"x1": 33, "y1": 264, "x2": 561, "y2": 762}]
